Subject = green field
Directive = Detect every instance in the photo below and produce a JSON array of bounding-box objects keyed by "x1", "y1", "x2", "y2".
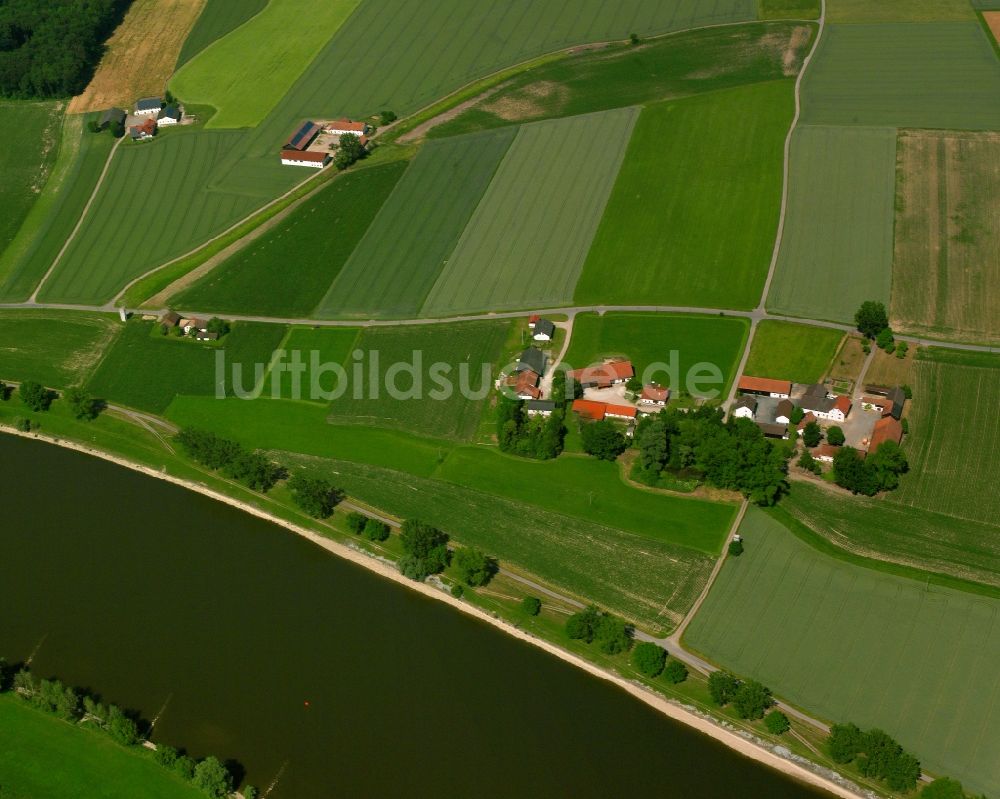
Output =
[
  {"x1": 562, "y1": 313, "x2": 749, "y2": 398},
  {"x1": 0, "y1": 311, "x2": 120, "y2": 388},
  {"x1": 283, "y1": 452, "x2": 719, "y2": 633},
  {"x1": 744, "y1": 321, "x2": 843, "y2": 383},
  {"x1": 421, "y1": 109, "x2": 638, "y2": 316},
  {"x1": 757, "y1": 0, "x2": 821, "y2": 18},
  {"x1": 0, "y1": 116, "x2": 115, "y2": 302},
  {"x1": 326, "y1": 321, "x2": 509, "y2": 440},
  {"x1": 766, "y1": 125, "x2": 896, "y2": 323},
  {"x1": 826, "y1": 0, "x2": 975, "y2": 22},
  {"x1": 685, "y1": 507, "x2": 1000, "y2": 798},
  {"x1": 801, "y1": 23, "x2": 1000, "y2": 129},
  {"x1": 428, "y1": 21, "x2": 814, "y2": 138},
  {"x1": 174, "y1": 0, "x2": 269, "y2": 68},
  {"x1": 170, "y1": 0, "x2": 361, "y2": 128},
  {"x1": 575, "y1": 81, "x2": 793, "y2": 310},
  {"x1": 0, "y1": 102, "x2": 63, "y2": 254},
  {"x1": 783, "y1": 482, "x2": 1000, "y2": 589},
  {"x1": 174, "y1": 161, "x2": 407, "y2": 316},
  {"x1": 0, "y1": 695, "x2": 203, "y2": 799},
  {"x1": 316, "y1": 129, "x2": 515, "y2": 318},
  {"x1": 86, "y1": 320, "x2": 287, "y2": 413},
  {"x1": 266, "y1": 326, "x2": 359, "y2": 401}
]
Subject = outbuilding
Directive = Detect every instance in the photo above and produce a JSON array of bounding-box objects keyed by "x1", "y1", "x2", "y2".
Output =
[
  {"x1": 515, "y1": 347, "x2": 547, "y2": 377},
  {"x1": 135, "y1": 97, "x2": 162, "y2": 116},
  {"x1": 98, "y1": 108, "x2": 126, "y2": 130},
  {"x1": 157, "y1": 105, "x2": 182, "y2": 125},
  {"x1": 639, "y1": 384, "x2": 669, "y2": 405},
  {"x1": 324, "y1": 119, "x2": 369, "y2": 137},
  {"x1": 525, "y1": 400, "x2": 556, "y2": 416},
  {"x1": 732, "y1": 396, "x2": 757, "y2": 419},
  {"x1": 280, "y1": 149, "x2": 330, "y2": 168},
  {"x1": 737, "y1": 376, "x2": 791, "y2": 398}
]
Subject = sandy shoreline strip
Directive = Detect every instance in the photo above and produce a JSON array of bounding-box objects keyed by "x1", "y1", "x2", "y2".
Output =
[{"x1": 1, "y1": 425, "x2": 865, "y2": 798}]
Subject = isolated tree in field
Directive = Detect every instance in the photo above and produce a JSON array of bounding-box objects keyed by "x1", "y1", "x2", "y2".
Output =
[
  {"x1": 765, "y1": 710, "x2": 790, "y2": 735},
  {"x1": 288, "y1": 474, "x2": 339, "y2": 518},
  {"x1": 631, "y1": 642, "x2": 667, "y2": 678},
  {"x1": 732, "y1": 679, "x2": 773, "y2": 720},
  {"x1": 454, "y1": 547, "x2": 497, "y2": 587},
  {"x1": 346, "y1": 511, "x2": 367, "y2": 534},
  {"x1": 521, "y1": 596, "x2": 541, "y2": 616},
  {"x1": 19, "y1": 380, "x2": 53, "y2": 412},
  {"x1": 855, "y1": 301, "x2": 889, "y2": 339},
  {"x1": 663, "y1": 659, "x2": 688, "y2": 684},
  {"x1": 826, "y1": 426, "x2": 845, "y2": 447},
  {"x1": 398, "y1": 519, "x2": 449, "y2": 580},
  {"x1": 728, "y1": 538, "x2": 744, "y2": 557},
  {"x1": 192, "y1": 756, "x2": 232, "y2": 798},
  {"x1": 708, "y1": 671, "x2": 739, "y2": 706},
  {"x1": 363, "y1": 518, "x2": 390, "y2": 542},
  {"x1": 379, "y1": 110, "x2": 397, "y2": 125},
  {"x1": 801, "y1": 420, "x2": 822, "y2": 448},
  {"x1": 920, "y1": 778, "x2": 966, "y2": 799},
  {"x1": 580, "y1": 419, "x2": 627, "y2": 461}
]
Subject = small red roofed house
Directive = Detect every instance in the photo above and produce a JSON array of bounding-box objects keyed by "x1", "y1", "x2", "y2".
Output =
[
  {"x1": 572, "y1": 399, "x2": 607, "y2": 422},
  {"x1": 281, "y1": 149, "x2": 330, "y2": 168},
  {"x1": 737, "y1": 376, "x2": 791, "y2": 398},
  {"x1": 324, "y1": 119, "x2": 369, "y2": 136},
  {"x1": 568, "y1": 360, "x2": 634, "y2": 389},
  {"x1": 639, "y1": 385, "x2": 669, "y2": 405},
  {"x1": 605, "y1": 404, "x2": 637, "y2": 420},
  {"x1": 869, "y1": 416, "x2": 903, "y2": 453}
]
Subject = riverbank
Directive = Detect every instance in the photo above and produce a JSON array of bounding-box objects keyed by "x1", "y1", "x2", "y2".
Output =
[{"x1": 0, "y1": 423, "x2": 865, "y2": 799}]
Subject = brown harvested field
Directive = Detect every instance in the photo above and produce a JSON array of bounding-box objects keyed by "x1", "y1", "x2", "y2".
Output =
[
  {"x1": 67, "y1": 0, "x2": 206, "y2": 114},
  {"x1": 827, "y1": 335, "x2": 866, "y2": 384},
  {"x1": 865, "y1": 347, "x2": 916, "y2": 390},
  {"x1": 891, "y1": 130, "x2": 1000, "y2": 345},
  {"x1": 986, "y1": 12, "x2": 1000, "y2": 46}
]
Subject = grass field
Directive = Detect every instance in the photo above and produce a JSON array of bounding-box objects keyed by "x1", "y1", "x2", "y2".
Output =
[
  {"x1": 801, "y1": 23, "x2": 1000, "y2": 129},
  {"x1": 766, "y1": 125, "x2": 896, "y2": 323},
  {"x1": 325, "y1": 321, "x2": 510, "y2": 440},
  {"x1": 575, "y1": 82, "x2": 792, "y2": 310},
  {"x1": 0, "y1": 311, "x2": 121, "y2": 388},
  {"x1": 266, "y1": 327, "x2": 359, "y2": 400},
  {"x1": 758, "y1": 0, "x2": 820, "y2": 18},
  {"x1": 684, "y1": 507, "x2": 1000, "y2": 798},
  {"x1": 0, "y1": 117, "x2": 115, "y2": 302},
  {"x1": 887, "y1": 352, "x2": 1000, "y2": 527},
  {"x1": 427, "y1": 21, "x2": 814, "y2": 139},
  {"x1": 562, "y1": 313, "x2": 749, "y2": 398},
  {"x1": 826, "y1": 0, "x2": 975, "y2": 22},
  {"x1": 744, "y1": 321, "x2": 843, "y2": 383},
  {"x1": 783, "y1": 482, "x2": 1000, "y2": 589},
  {"x1": 170, "y1": 0, "x2": 361, "y2": 128},
  {"x1": 892, "y1": 130, "x2": 1000, "y2": 345},
  {"x1": 421, "y1": 109, "x2": 638, "y2": 316},
  {"x1": 0, "y1": 102, "x2": 62, "y2": 255},
  {"x1": 316, "y1": 129, "x2": 515, "y2": 318},
  {"x1": 86, "y1": 320, "x2": 287, "y2": 413},
  {"x1": 0, "y1": 695, "x2": 203, "y2": 799},
  {"x1": 66, "y1": 0, "x2": 206, "y2": 114},
  {"x1": 282, "y1": 452, "x2": 719, "y2": 633},
  {"x1": 863, "y1": 346, "x2": 916, "y2": 388},
  {"x1": 174, "y1": 161, "x2": 407, "y2": 316},
  {"x1": 174, "y1": 0, "x2": 268, "y2": 68}
]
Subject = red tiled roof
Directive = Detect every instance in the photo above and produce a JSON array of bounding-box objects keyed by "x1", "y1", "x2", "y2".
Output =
[
  {"x1": 833, "y1": 395, "x2": 851, "y2": 415},
  {"x1": 568, "y1": 360, "x2": 634, "y2": 387},
  {"x1": 605, "y1": 404, "x2": 637, "y2": 419},
  {"x1": 641, "y1": 385, "x2": 669, "y2": 402},
  {"x1": 738, "y1": 376, "x2": 791, "y2": 394},
  {"x1": 811, "y1": 444, "x2": 841, "y2": 459},
  {"x1": 514, "y1": 370, "x2": 541, "y2": 398},
  {"x1": 528, "y1": 314, "x2": 540, "y2": 324},
  {"x1": 862, "y1": 395, "x2": 894, "y2": 416},
  {"x1": 869, "y1": 416, "x2": 903, "y2": 452},
  {"x1": 281, "y1": 149, "x2": 328, "y2": 162},
  {"x1": 796, "y1": 412, "x2": 817, "y2": 431},
  {"x1": 572, "y1": 399, "x2": 607, "y2": 421},
  {"x1": 326, "y1": 119, "x2": 367, "y2": 132}
]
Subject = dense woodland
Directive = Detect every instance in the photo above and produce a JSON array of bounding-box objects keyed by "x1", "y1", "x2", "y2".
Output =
[{"x1": 0, "y1": 0, "x2": 132, "y2": 98}]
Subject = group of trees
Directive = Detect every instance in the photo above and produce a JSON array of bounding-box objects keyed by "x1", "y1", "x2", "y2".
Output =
[
  {"x1": 855, "y1": 301, "x2": 909, "y2": 356},
  {"x1": 832, "y1": 442, "x2": 908, "y2": 495},
  {"x1": 635, "y1": 407, "x2": 789, "y2": 505},
  {"x1": 828, "y1": 722, "x2": 921, "y2": 793},
  {"x1": 334, "y1": 132, "x2": 367, "y2": 170},
  {"x1": 708, "y1": 670, "x2": 789, "y2": 734},
  {"x1": 565, "y1": 606, "x2": 634, "y2": 655},
  {"x1": 3, "y1": 664, "x2": 244, "y2": 799},
  {"x1": 580, "y1": 419, "x2": 627, "y2": 461},
  {"x1": 2, "y1": 379, "x2": 102, "y2": 421},
  {"x1": 496, "y1": 396, "x2": 565, "y2": 460},
  {"x1": 346, "y1": 511, "x2": 390, "y2": 542},
  {"x1": 398, "y1": 519, "x2": 450, "y2": 581},
  {"x1": 629, "y1": 641, "x2": 688, "y2": 683},
  {"x1": 175, "y1": 428, "x2": 283, "y2": 491},
  {"x1": 0, "y1": 0, "x2": 132, "y2": 98},
  {"x1": 288, "y1": 474, "x2": 341, "y2": 519}
]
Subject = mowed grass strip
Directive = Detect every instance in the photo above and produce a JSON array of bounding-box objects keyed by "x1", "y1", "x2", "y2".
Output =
[
  {"x1": 684, "y1": 508, "x2": 1000, "y2": 798},
  {"x1": 744, "y1": 321, "x2": 843, "y2": 383},
  {"x1": 87, "y1": 320, "x2": 287, "y2": 413},
  {"x1": 316, "y1": 129, "x2": 516, "y2": 319},
  {"x1": 0, "y1": 311, "x2": 121, "y2": 387},
  {"x1": 326, "y1": 321, "x2": 510, "y2": 441},
  {"x1": 767, "y1": 125, "x2": 896, "y2": 323},
  {"x1": 892, "y1": 130, "x2": 1000, "y2": 345},
  {"x1": 0, "y1": 695, "x2": 204, "y2": 799},
  {"x1": 887, "y1": 353, "x2": 1000, "y2": 527},
  {"x1": 801, "y1": 23, "x2": 1000, "y2": 129},
  {"x1": 422, "y1": 108, "x2": 639, "y2": 316},
  {"x1": 575, "y1": 82, "x2": 793, "y2": 311},
  {"x1": 428, "y1": 21, "x2": 814, "y2": 139},
  {"x1": 174, "y1": 0, "x2": 268, "y2": 67},
  {"x1": 170, "y1": 0, "x2": 361, "y2": 128},
  {"x1": 174, "y1": 161, "x2": 408, "y2": 317},
  {"x1": 826, "y1": 0, "x2": 975, "y2": 22},
  {"x1": 282, "y1": 453, "x2": 717, "y2": 634},
  {"x1": 562, "y1": 313, "x2": 749, "y2": 397},
  {"x1": 783, "y1": 482, "x2": 1000, "y2": 589}
]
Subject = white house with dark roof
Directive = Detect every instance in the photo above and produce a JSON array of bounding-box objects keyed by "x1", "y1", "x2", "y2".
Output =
[
  {"x1": 157, "y1": 105, "x2": 181, "y2": 125},
  {"x1": 135, "y1": 97, "x2": 162, "y2": 116},
  {"x1": 532, "y1": 318, "x2": 556, "y2": 341},
  {"x1": 733, "y1": 395, "x2": 757, "y2": 419}
]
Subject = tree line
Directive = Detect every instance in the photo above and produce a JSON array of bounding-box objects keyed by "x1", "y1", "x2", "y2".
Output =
[
  {"x1": 0, "y1": 660, "x2": 251, "y2": 798},
  {"x1": 1, "y1": 378, "x2": 102, "y2": 431},
  {"x1": 0, "y1": 0, "x2": 133, "y2": 98}
]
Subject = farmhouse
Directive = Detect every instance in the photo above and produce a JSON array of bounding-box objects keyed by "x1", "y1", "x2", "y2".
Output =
[
  {"x1": 733, "y1": 396, "x2": 757, "y2": 419},
  {"x1": 508, "y1": 369, "x2": 542, "y2": 400},
  {"x1": 195, "y1": 330, "x2": 220, "y2": 342},
  {"x1": 568, "y1": 360, "x2": 634, "y2": 389},
  {"x1": 775, "y1": 399, "x2": 795, "y2": 425},
  {"x1": 869, "y1": 416, "x2": 903, "y2": 452},
  {"x1": 515, "y1": 347, "x2": 547, "y2": 377},
  {"x1": 160, "y1": 311, "x2": 181, "y2": 327},
  {"x1": 738, "y1": 376, "x2": 791, "y2": 398},
  {"x1": 129, "y1": 118, "x2": 157, "y2": 140},
  {"x1": 324, "y1": 119, "x2": 369, "y2": 137},
  {"x1": 280, "y1": 149, "x2": 330, "y2": 168},
  {"x1": 800, "y1": 385, "x2": 851, "y2": 422},
  {"x1": 134, "y1": 97, "x2": 162, "y2": 116},
  {"x1": 157, "y1": 105, "x2": 181, "y2": 125},
  {"x1": 97, "y1": 108, "x2": 126, "y2": 130},
  {"x1": 639, "y1": 384, "x2": 669, "y2": 405},
  {"x1": 572, "y1": 399, "x2": 608, "y2": 422},
  {"x1": 525, "y1": 400, "x2": 556, "y2": 416},
  {"x1": 532, "y1": 318, "x2": 556, "y2": 342},
  {"x1": 864, "y1": 385, "x2": 906, "y2": 420},
  {"x1": 285, "y1": 120, "x2": 322, "y2": 151}
]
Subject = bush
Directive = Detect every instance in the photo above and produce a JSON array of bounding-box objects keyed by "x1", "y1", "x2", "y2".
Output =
[
  {"x1": 521, "y1": 596, "x2": 541, "y2": 616},
  {"x1": 363, "y1": 518, "x2": 390, "y2": 542},
  {"x1": 192, "y1": 756, "x2": 232, "y2": 798},
  {"x1": 631, "y1": 642, "x2": 667, "y2": 678},
  {"x1": 173, "y1": 755, "x2": 196, "y2": 781},
  {"x1": 19, "y1": 380, "x2": 54, "y2": 411},
  {"x1": 346, "y1": 512, "x2": 367, "y2": 534},
  {"x1": 764, "y1": 710, "x2": 790, "y2": 735},
  {"x1": 828, "y1": 722, "x2": 862, "y2": 764},
  {"x1": 663, "y1": 659, "x2": 688, "y2": 684},
  {"x1": 920, "y1": 778, "x2": 966, "y2": 799},
  {"x1": 826, "y1": 426, "x2": 845, "y2": 446},
  {"x1": 801, "y1": 421, "x2": 822, "y2": 448},
  {"x1": 154, "y1": 744, "x2": 179, "y2": 768},
  {"x1": 450, "y1": 583, "x2": 464, "y2": 599},
  {"x1": 797, "y1": 449, "x2": 821, "y2": 474},
  {"x1": 379, "y1": 110, "x2": 397, "y2": 125},
  {"x1": 728, "y1": 539, "x2": 744, "y2": 557}
]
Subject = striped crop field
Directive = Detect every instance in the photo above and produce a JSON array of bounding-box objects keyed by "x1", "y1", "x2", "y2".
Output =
[
  {"x1": 685, "y1": 507, "x2": 1000, "y2": 798},
  {"x1": 316, "y1": 129, "x2": 515, "y2": 319},
  {"x1": 574, "y1": 81, "x2": 793, "y2": 310},
  {"x1": 175, "y1": 0, "x2": 268, "y2": 67},
  {"x1": 801, "y1": 22, "x2": 1000, "y2": 129},
  {"x1": 420, "y1": 108, "x2": 638, "y2": 316},
  {"x1": 826, "y1": 0, "x2": 975, "y2": 22},
  {"x1": 767, "y1": 125, "x2": 896, "y2": 323}
]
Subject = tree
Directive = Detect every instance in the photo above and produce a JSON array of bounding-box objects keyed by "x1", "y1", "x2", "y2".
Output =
[
  {"x1": 19, "y1": 380, "x2": 53, "y2": 411},
  {"x1": 288, "y1": 474, "x2": 339, "y2": 518},
  {"x1": 192, "y1": 756, "x2": 232, "y2": 798},
  {"x1": 398, "y1": 519, "x2": 449, "y2": 580},
  {"x1": 876, "y1": 326, "x2": 895, "y2": 352},
  {"x1": 334, "y1": 132, "x2": 366, "y2": 170},
  {"x1": 154, "y1": 744, "x2": 179, "y2": 768},
  {"x1": 566, "y1": 606, "x2": 601, "y2": 642},
  {"x1": 797, "y1": 449, "x2": 821, "y2": 474},
  {"x1": 629, "y1": 32, "x2": 640, "y2": 44},
  {"x1": 346, "y1": 512, "x2": 367, "y2": 534},
  {"x1": 765, "y1": 710, "x2": 790, "y2": 735},
  {"x1": 625, "y1": 376, "x2": 643, "y2": 393},
  {"x1": 521, "y1": 596, "x2": 541, "y2": 616},
  {"x1": 708, "y1": 671, "x2": 739, "y2": 706},
  {"x1": 450, "y1": 583, "x2": 464, "y2": 598},
  {"x1": 0, "y1": 380, "x2": 7, "y2": 400},
  {"x1": 379, "y1": 110, "x2": 397, "y2": 125},
  {"x1": 631, "y1": 642, "x2": 667, "y2": 677},
  {"x1": 636, "y1": 417, "x2": 668, "y2": 472},
  {"x1": 580, "y1": 419, "x2": 627, "y2": 461},
  {"x1": 728, "y1": 539, "x2": 744, "y2": 556},
  {"x1": 826, "y1": 426, "x2": 845, "y2": 446},
  {"x1": 663, "y1": 659, "x2": 688, "y2": 684},
  {"x1": 454, "y1": 547, "x2": 497, "y2": 587},
  {"x1": 855, "y1": 301, "x2": 889, "y2": 339},
  {"x1": 732, "y1": 679, "x2": 773, "y2": 720},
  {"x1": 896, "y1": 340, "x2": 909, "y2": 359},
  {"x1": 363, "y1": 518, "x2": 390, "y2": 542},
  {"x1": 173, "y1": 755, "x2": 197, "y2": 780},
  {"x1": 801, "y1": 421, "x2": 822, "y2": 448},
  {"x1": 105, "y1": 705, "x2": 139, "y2": 745},
  {"x1": 790, "y1": 406, "x2": 805, "y2": 424},
  {"x1": 594, "y1": 613, "x2": 633, "y2": 654},
  {"x1": 832, "y1": 446, "x2": 876, "y2": 495},
  {"x1": 206, "y1": 317, "x2": 230, "y2": 337},
  {"x1": 827, "y1": 722, "x2": 863, "y2": 763},
  {"x1": 920, "y1": 778, "x2": 966, "y2": 799}
]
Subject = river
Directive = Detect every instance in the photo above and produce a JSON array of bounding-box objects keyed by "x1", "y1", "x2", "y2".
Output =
[{"x1": 0, "y1": 434, "x2": 831, "y2": 797}]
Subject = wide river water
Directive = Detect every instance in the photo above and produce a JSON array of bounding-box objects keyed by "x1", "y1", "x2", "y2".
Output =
[{"x1": 0, "y1": 434, "x2": 830, "y2": 797}]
